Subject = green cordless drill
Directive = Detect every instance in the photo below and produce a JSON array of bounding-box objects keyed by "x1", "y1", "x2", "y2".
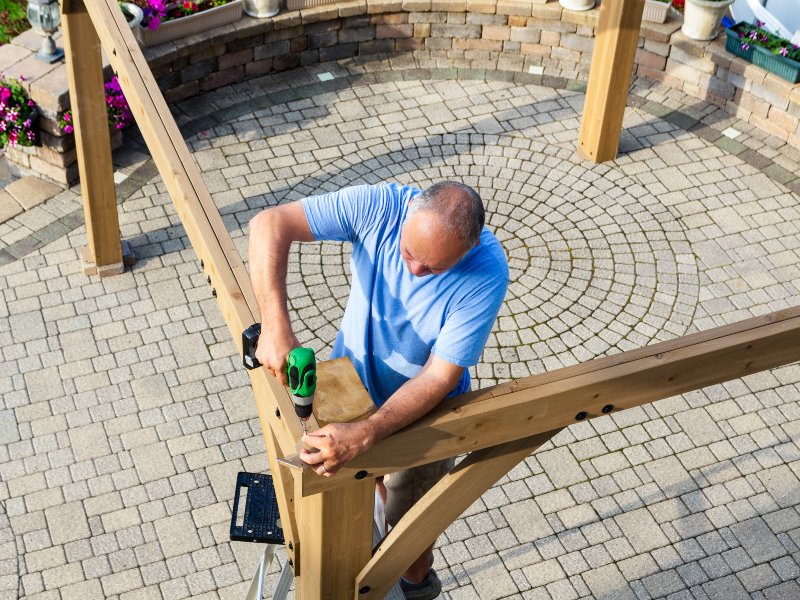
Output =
[{"x1": 287, "y1": 347, "x2": 316, "y2": 427}]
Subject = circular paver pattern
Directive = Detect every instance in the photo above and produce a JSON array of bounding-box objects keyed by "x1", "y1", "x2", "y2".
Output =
[
  {"x1": 3, "y1": 60, "x2": 800, "y2": 600},
  {"x1": 266, "y1": 103, "x2": 699, "y2": 383}
]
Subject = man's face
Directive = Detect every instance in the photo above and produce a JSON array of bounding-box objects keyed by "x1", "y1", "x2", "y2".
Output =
[{"x1": 400, "y1": 211, "x2": 469, "y2": 277}]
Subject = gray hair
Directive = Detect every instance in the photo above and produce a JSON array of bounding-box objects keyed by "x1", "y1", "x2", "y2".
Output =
[{"x1": 408, "y1": 181, "x2": 485, "y2": 250}]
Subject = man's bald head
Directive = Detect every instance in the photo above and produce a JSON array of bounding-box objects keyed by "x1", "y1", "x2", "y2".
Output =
[{"x1": 407, "y1": 181, "x2": 485, "y2": 251}]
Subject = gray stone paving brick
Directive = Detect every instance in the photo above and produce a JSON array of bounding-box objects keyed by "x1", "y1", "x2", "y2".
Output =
[
  {"x1": 581, "y1": 564, "x2": 637, "y2": 600},
  {"x1": 501, "y1": 499, "x2": 553, "y2": 544},
  {"x1": 615, "y1": 508, "x2": 669, "y2": 553},
  {"x1": 45, "y1": 502, "x2": 90, "y2": 546},
  {"x1": 647, "y1": 456, "x2": 698, "y2": 498},
  {"x1": 731, "y1": 517, "x2": 787, "y2": 564},
  {"x1": 131, "y1": 441, "x2": 176, "y2": 485},
  {"x1": 463, "y1": 554, "x2": 516, "y2": 600},
  {"x1": 537, "y1": 447, "x2": 585, "y2": 488},
  {"x1": 764, "y1": 580, "x2": 800, "y2": 600},
  {"x1": 757, "y1": 465, "x2": 800, "y2": 509},
  {"x1": 738, "y1": 563, "x2": 781, "y2": 593},
  {"x1": 131, "y1": 374, "x2": 173, "y2": 411},
  {"x1": 23, "y1": 367, "x2": 64, "y2": 403},
  {"x1": 702, "y1": 574, "x2": 751, "y2": 600},
  {"x1": 68, "y1": 422, "x2": 111, "y2": 462}
]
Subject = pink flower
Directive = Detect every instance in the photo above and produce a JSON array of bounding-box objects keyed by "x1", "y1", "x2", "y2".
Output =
[
  {"x1": 148, "y1": 16, "x2": 160, "y2": 29},
  {"x1": 64, "y1": 112, "x2": 70, "y2": 122},
  {"x1": 64, "y1": 124, "x2": 73, "y2": 134},
  {"x1": 780, "y1": 47, "x2": 789, "y2": 57}
]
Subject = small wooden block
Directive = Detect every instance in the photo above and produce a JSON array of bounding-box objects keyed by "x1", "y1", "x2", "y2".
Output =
[{"x1": 313, "y1": 357, "x2": 375, "y2": 426}]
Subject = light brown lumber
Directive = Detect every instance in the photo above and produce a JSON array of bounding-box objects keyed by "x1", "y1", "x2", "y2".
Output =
[
  {"x1": 82, "y1": 0, "x2": 303, "y2": 455},
  {"x1": 61, "y1": 0, "x2": 122, "y2": 271},
  {"x1": 83, "y1": 0, "x2": 309, "y2": 557},
  {"x1": 301, "y1": 306, "x2": 800, "y2": 495},
  {"x1": 356, "y1": 429, "x2": 564, "y2": 600},
  {"x1": 296, "y1": 475, "x2": 374, "y2": 600},
  {"x1": 577, "y1": 0, "x2": 645, "y2": 162}
]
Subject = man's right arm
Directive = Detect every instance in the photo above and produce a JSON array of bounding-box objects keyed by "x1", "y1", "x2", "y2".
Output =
[{"x1": 248, "y1": 202, "x2": 315, "y2": 383}]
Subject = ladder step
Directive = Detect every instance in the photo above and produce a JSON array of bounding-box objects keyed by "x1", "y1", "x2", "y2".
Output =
[{"x1": 230, "y1": 472, "x2": 285, "y2": 545}]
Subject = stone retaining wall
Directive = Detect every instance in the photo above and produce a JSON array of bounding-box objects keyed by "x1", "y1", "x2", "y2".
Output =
[{"x1": 1, "y1": 0, "x2": 798, "y2": 185}]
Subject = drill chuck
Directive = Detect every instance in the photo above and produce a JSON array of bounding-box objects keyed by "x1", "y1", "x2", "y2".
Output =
[{"x1": 292, "y1": 394, "x2": 314, "y2": 419}]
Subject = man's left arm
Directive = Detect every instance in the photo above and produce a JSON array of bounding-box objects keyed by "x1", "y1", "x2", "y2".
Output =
[{"x1": 299, "y1": 355, "x2": 463, "y2": 476}]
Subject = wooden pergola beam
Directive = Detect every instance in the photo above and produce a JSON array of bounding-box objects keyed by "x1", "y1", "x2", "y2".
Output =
[
  {"x1": 577, "y1": 0, "x2": 645, "y2": 162},
  {"x1": 61, "y1": 0, "x2": 122, "y2": 275},
  {"x1": 299, "y1": 307, "x2": 800, "y2": 496}
]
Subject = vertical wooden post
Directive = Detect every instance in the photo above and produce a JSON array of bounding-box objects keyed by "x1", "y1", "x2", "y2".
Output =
[
  {"x1": 296, "y1": 476, "x2": 374, "y2": 599},
  {"x1": 61, "y1": 0, "x2": 124, "y2": 276},
  {"x1": 577, "y1": 0, "x2": 645, "y2": 163}
]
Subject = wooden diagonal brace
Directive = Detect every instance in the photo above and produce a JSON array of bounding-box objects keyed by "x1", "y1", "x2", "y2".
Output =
[{"x1": 356, "y1": 429, "x2": 565, "y2": 600}]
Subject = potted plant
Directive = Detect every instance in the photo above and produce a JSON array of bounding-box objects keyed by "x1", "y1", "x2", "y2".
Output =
[
  {"x1": 559, "y1": 0, "x2": 595, "y2": 12},
  {"x1": 643, "y1": 0, "x2": 671, "y2": 23},
  {"x1": 0, "y1": 77, "x2": 38, "y2": 150},
  {"x1": 131, "y1": 0, "x2": 244, "y2": 47},
  {"x1": 681, "y1": 0, "x2": 734, "y2": 40},
  {"x1": 119, "y1": 2, "x2": 144, "y2": 28},
  {"x1": 725, "y1": 20, "x2": 800, "y2": 82}
]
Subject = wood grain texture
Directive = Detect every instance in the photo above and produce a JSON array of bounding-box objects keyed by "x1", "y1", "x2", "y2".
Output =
[
  {"x1": 314, "y1": 358, "x2": 375, "y2": 426},
  {"x1": 61, "y1": 0, "x2": 121, "y2": 268},
  {"x1": 296, "y1": 476, "x2": 375, "y2": 600},
  {"x1": 577, "y1": 0, "x2": 645, "y2": 162}
]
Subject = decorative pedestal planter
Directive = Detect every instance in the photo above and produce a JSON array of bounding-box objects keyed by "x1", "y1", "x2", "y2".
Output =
[
  {"x1": 558, "y1": 0, "x2": 595, "y2": 12},
  {"x1": 682, "y1": 0, "x2": 734, "y2": 41},
  {"x1": 135, "y1": 0, "x2": 244, "y2": 47},
  {"x1": 643, "y1": 0, "x2": 670, "y2": 23},
  {"x1": 752, "y1": 45, "x2": 800, "y2": 83}
]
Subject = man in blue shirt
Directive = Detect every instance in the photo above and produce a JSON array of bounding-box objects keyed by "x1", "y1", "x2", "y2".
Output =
[{"x1": 248, "y1": 181, "x2": 509, "y2": 598}]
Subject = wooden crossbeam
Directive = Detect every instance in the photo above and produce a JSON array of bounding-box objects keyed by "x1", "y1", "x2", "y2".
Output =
[
  {"x1": 61, "y1": 0, "x2": 122, "y2": 273},
  {"x1": 356, "y1": 429, "x2": 564, "y2": 600},
  {"x1": 577, "y1": 0, "x2": 645, "y2": 162},
  {"x1": 300, "y1": 307, "x2": 800, "y2": 496}
]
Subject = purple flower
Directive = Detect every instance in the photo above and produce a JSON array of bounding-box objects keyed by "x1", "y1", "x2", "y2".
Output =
[
  {"x1": 741, "y1": 42, "x2": 750, "y2": 51},
  {"x1": 780, "y1": 47, "x2": 789, "y2": 57},
  {"x1": 756, "y1": 20, "x2": 764, "y2": 27},
  {"x1": 749, "y1": 30, "x2": 758, "y2": 40},
  {"x1": 64, "y1": 124, "x2": 73, "y2": 134}
]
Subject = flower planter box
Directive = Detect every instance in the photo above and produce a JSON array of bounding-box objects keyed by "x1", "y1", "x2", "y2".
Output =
[
  {"x1": 643, "y1": 0, "x2": 670, "y2": 24},
  {"x1": 752, "y1": 45, "x2": 800, "y2": 83},
  {"x1": 135, "y1": 0, "x2": 243, "y2": 47},
  {"x1": 724, "y1": 22, "x2": 754, "y2": 62}
]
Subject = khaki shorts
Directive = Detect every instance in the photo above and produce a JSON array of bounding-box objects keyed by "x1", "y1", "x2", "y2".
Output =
[{"x1": 383, "y1": 456, "x2": 456, "y2": 527}]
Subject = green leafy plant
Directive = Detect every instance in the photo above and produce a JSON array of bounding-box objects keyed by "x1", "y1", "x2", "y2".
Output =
[
  {"x1": 59, "y1": 76, "x2": 134, "y2": 135},
  {"x1": 734, "y1": 21, "x2": 800, "y2": 61},
  {"x1": 0, "y1": 0, "x2": 29, "y2": 44},
  {"x1": 0, "y1": 76, "x2": 37, "y2": 149}
]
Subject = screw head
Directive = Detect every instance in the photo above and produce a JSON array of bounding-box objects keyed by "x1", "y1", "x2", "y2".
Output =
[
  {"x1": 359, "y1": 586, "x2": 371, "y2": 594},
  {"x1": 275, "y1": 408, "x2": 280, "y2": 418},
  {"x1": 575, "y1": 411, "x2": 588, "y2": 421},
  {"x1": 602, "y1": 404, "x2": 614, "y2": 414},
  {"x1": 355, "y1": 470, "x2": 368, "y2": 480}
]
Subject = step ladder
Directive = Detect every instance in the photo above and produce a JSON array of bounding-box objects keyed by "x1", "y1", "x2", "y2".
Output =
[{"x1": 230, "y1": 472, "x2": 404, "y2": 600}]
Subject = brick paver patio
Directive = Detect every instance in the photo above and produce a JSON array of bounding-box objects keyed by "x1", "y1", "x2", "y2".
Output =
[{"x1": 2, "y1": 57, "x2": 800, "y2": 599}]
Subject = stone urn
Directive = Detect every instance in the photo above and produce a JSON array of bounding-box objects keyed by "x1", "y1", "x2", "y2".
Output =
[{"x1": 681, "y1": 0, "x2": 735, "y2": 41}]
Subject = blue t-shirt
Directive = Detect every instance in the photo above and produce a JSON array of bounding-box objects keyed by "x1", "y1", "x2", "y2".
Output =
[{"x1": 302, "y1": 182, "x2": 509, "y2": 407}]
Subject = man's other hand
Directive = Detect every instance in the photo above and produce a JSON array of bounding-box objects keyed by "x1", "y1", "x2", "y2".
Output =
[
  {"x1": 255, "y1": 329, "x2": 299, "y2": 385},
  {"x1": 299, "y1": 421, "x2": 374, "y2": 477}
]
